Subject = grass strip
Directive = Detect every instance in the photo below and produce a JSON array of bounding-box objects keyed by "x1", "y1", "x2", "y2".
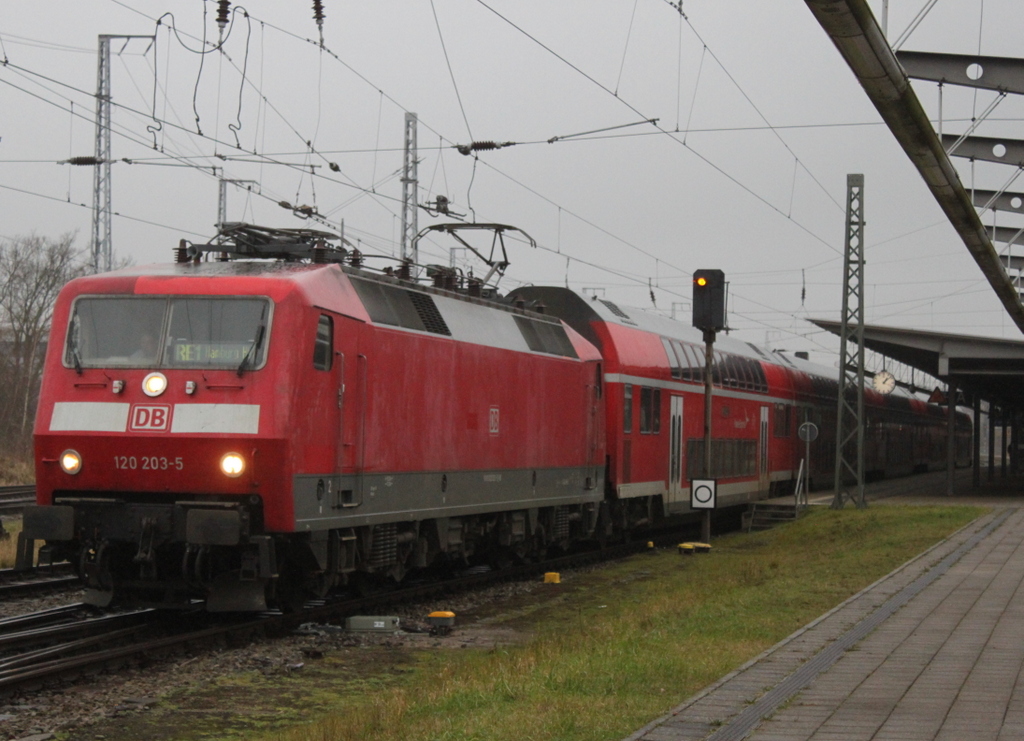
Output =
[
  {"x1": 91, "y1": 506, "x2": 980, "y2": 740},
  {"x1": 262, "y1": 505, "x2": 981, "y2": 741}
]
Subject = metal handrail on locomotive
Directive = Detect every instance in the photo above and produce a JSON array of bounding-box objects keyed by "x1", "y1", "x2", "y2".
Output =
[{"x1": 21, "y1": 224, "x2": 971, "y2": 611}]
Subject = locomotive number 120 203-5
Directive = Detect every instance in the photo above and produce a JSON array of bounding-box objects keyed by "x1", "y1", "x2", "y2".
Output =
[{"x1": 114, "y1": 455, "x2": 184, "y2": 471}]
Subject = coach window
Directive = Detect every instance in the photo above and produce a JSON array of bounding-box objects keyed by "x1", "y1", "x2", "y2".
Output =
[
  {"x1": 313, "y1": 315, "x2": 333, "y2": 371},
  {"x1": 624, "y1": 384, "x2": 633, "y2": 434},
  {"x1": 682, "y1": 343, "x2": 702, "y2": 383},
  {"x1": 662, "y1": 338, "x2": 682, "y2": 379},
  {"x1": 640, "y1": 387, "x2": 651, "y2": 433},
  {"x1": 774, "y1": 403, "x2": 791, "y2": 437},
  {"x1": 652, "y1": 388, "x2": 661, "y2": 433},
  {"x1": 639, "y1": 387, "x2": 661, "y2": 434}
]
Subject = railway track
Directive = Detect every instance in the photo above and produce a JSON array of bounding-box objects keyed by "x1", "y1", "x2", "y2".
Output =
[
  {"x1": 0, "y1": 483, "x2": 80, "y2": 599},
  {"x1": 0, "y1": 564, "x2": 78, "y2": 599},
  {"x1": 0, "y1": 485, "x2": 35, "y2": 514},
  {"x1": 0, "y1": 525, "x2": 698, "y2": 698}
]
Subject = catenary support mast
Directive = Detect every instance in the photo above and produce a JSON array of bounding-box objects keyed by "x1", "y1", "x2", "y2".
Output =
[
  {"x1": 832, "y1": 174, "x2": 866, "y2": 509},
  {"x1": 401, "y1": 112, "x2": 419, "y2": 271},
  {"x1": 91, "y1": 34, "x2": 154, "y2": 273},
  {"x1": 91, "y1": 36, "x2": 113, "y2": 274}
]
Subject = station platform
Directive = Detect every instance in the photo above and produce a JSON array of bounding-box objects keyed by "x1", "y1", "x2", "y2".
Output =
[{"x1": 624, "y1": 472, "x2": 1024, "y2": 741}]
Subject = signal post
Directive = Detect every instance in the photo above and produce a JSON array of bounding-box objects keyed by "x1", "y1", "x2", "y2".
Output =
[{"x1": 692, "y1": 270, "x2": 726, "y2": 543}]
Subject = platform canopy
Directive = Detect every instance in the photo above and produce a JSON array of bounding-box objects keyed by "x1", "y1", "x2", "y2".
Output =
[{"x1": 810, "y1": 320, "x2": 1024, "y2": 408}]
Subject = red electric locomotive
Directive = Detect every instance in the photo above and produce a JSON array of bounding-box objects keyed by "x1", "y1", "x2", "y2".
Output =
[{"x1": 23, "y1": 226, "x2": 605, "y2": 611}]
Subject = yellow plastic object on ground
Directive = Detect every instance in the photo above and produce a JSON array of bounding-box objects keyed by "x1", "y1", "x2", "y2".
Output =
[
  {"x1": 427, "y1": 611, "x2": 456, "y2": 627},
  {"x1": 678, "y1": 542, "x2": 712, "y2": 555},
  {"x1": 543, "y1": 572, "x2": 561, "y2": 583},
  {"x1": 427, "y1": 610, "x2": 456, "y2": 635}
]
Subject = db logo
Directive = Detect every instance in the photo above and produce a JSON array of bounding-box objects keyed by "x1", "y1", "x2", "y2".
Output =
[
  {"x1": 489, "y1": 406, "x2": 500, "y2": 436},
  {"x1": 129, "y1": 404, "x2": 172, "y2": 432}
]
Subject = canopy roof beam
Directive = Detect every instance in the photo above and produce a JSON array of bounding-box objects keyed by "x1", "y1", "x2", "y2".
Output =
[{"x1": 803, "y1": 0, "x2": 1024, "y2": 333}]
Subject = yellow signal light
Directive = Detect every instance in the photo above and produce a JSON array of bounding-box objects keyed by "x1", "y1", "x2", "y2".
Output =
[{"x1": 696, "y1": 277, "x2": 708, "y2": 287}]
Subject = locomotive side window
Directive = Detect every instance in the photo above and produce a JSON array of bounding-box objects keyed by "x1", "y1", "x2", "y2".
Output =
[
  {"x1": 313, "y1": 315, "x2": 333, "y2": 371},
  {"x1": 624, "y1": 384, "x2": 633, "y2": 434},
  {"x1": 65, "y1": 296, "x2": 271, "y2": 369}
]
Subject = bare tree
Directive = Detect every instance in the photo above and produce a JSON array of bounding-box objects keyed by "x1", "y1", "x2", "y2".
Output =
[{"x1": 0, "y1": 233, "x2": 89, "y2": 448}]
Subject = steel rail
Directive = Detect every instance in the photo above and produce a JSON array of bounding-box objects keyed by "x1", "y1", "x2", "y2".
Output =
[
  {"x1": 0, "y1": 609, "x2": 155, "y2": 653},
  {"x1": 0, "y1": 564, "x2": 78, "y2": 599},
  {"x1": 0, "y1": 485, "x2": 36, "y2": 513},
  {"x1": 0, "y1": 605, "x2": 88, "y2": 633}
]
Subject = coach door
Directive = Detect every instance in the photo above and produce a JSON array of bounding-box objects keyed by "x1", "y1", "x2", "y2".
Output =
[
  {"x1": 759, "y1": 405, "x2": 770, "y2": 494},
  {"x1": 668, "y1": 395, "x2": 685, "y2": 505}
]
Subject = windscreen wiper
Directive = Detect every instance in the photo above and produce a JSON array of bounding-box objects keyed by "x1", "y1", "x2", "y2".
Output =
[{"x1": 237, "y1": 324, "x2": 266, "y2": 377}]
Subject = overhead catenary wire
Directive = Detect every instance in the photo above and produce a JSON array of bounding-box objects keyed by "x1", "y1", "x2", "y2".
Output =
[
  {"x1": 2, "y1": 7, "x2": 704, "y2": 294},
  {"x1": 0, "y1": 48, "x2": 827, "y2": 335},
  {"x1": 614, "y1": 0, "x2": 641, "y2": 96},
  {"x1": 0, "y1": 181, "x2": 211, "y2": 239},
  {"x1": 430, "y1": 0, "x2": 474, "y2": 141},
  {"x1": 469, "y1": 0, "x2": 844, "y2": 256},
  {"x1": 7, "y1": 2, "x2": 992, "y2": 339}
]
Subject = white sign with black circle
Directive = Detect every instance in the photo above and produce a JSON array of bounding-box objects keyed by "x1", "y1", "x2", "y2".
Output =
[
  {"x1": 691, "y1": 478, "x2": 717, "y2": 510},
  {"x1": 798, "y1": 422, "x2": 819, "y2": 443}
]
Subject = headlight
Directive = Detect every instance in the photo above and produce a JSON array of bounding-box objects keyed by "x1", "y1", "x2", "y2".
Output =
[
  {"x1": 60, "y1": 449, "x2": 82, "y2": 475},
  {"x1": 142, "y1": 372, "x2": 168, "y2": 397},
  {"x1": 220, "y1": 453, "x2": 245, "y2": 477}
]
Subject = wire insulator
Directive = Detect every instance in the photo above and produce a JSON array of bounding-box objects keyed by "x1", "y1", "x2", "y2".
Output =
[
  {"x1": 455, "y1": 141, "x2": 515, "y2": 156},
  {"x1": 312, "y1": 1, "x2": 325, "y2": 31},
  {"x1": 216, "y1": 1, "x2": 231, "y2": 33}
]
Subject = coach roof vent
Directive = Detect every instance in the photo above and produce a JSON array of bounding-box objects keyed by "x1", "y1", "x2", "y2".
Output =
[{"x1": 599, "y1": 299, "x2": 638, "y2": 325}]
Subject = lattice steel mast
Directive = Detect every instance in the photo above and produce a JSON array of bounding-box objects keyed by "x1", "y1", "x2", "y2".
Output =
[
  {"x1": 91, "y1": 36, "x2": 113, "y2": 274},
  {"x1": 91, "y1": 34, "x2": 154, "y2": 273},
  {"x1": 832, "y1": 174, "x2": 866, "y2": 509},
  {"x1": 400, "y1": 112, "x2": 419, "y2": 271}
]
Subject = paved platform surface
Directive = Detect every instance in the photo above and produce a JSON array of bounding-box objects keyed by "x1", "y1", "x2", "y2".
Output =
[{"x1": 624, "y1": 476, "x2": 1024, "y2": 741}]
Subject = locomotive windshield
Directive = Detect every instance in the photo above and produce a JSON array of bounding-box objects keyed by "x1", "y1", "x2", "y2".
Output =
[{"x1": 65, "y1": 296, "x2": 271, "y2": 369}]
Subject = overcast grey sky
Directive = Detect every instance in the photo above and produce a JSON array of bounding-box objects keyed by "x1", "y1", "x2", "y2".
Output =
[{"x1": 1, "y1": 0, "x2": 1022, "y2": 371}]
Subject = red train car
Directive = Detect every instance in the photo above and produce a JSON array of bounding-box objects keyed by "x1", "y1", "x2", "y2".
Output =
[
  {"x1": 25, "y1": 246, "x2": 604, "y2": 610},
  {"x1": 507, "y1": 287, "x2": 970, "y2": 521},
  {"x1": 21, "y1": 227, "x2": 970, "y2": 612}
]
